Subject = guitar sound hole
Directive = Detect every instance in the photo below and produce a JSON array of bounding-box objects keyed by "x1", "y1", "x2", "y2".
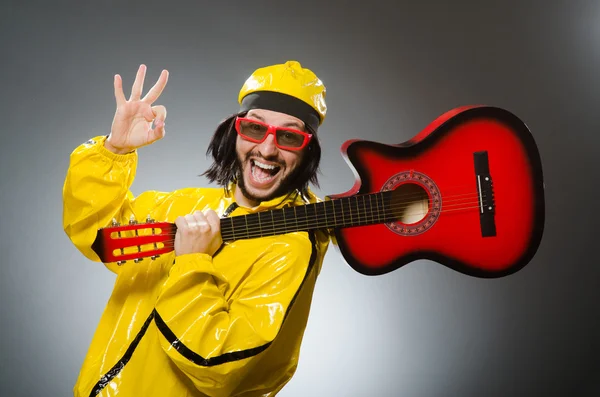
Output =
[{"x1": 391, "y1": 183, "x2": 429, "y2": 224}]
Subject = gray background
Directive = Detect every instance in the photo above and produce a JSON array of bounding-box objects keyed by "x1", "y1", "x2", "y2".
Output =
[{"x1": 1, "y1": 1, "x2": 599, "y2": 396}]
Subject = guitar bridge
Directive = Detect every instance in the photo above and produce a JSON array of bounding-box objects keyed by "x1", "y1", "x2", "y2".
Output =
[{"x1": 474, "y1": 151, "x2": 496, "y2": 237}]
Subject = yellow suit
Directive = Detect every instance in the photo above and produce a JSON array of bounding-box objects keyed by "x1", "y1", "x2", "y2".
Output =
[{"x1": 63, "y1": 135, "x2": 330, "y2": 397}]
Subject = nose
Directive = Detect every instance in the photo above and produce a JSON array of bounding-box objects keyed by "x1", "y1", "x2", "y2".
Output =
[{"x1": 257, "y1": 133, "x2": 279, "y2": 157}]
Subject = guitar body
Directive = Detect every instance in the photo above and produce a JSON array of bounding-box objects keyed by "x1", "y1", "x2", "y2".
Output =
[{"x1": 327, "y1": 105, "x2": 545, "y2": 277}]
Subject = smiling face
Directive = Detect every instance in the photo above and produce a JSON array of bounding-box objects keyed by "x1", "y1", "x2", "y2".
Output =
[{"x1": 234, "y1": 109, "x2": 307, "y2": 207}]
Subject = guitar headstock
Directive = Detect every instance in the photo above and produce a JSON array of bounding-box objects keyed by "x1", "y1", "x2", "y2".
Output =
[{"x1": 91, "y1": 215, "x2": 176, "y2": 264}]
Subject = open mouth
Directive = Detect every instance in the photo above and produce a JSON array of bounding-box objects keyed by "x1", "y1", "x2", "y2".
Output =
[{"x1": 250, "y1": 159, "x2": 281, "y2": 184}]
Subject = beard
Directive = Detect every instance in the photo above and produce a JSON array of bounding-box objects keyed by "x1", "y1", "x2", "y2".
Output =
[{"x1": 235, "y1": 151, "x2": 303, "y2": 204}]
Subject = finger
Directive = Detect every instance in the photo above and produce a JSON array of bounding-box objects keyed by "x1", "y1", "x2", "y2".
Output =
[
  {"x1": 147, "y1": 117, "x2": 166, "y2": 143},
  {"x1": 144, "y1": 106, "x2": 167, "y2": 143},
  {"x1": 129, "y1": 64, "x2": 147, "y2": 101},
  {"x1": 142, "y1": 69, "x2": 169, "y2": 104},
  {"x1": 192, "y1": 211, "x2": 209, "y2": 231},
  {"x1": 114, "y1": 74, "x2": 127, "y2": 107},
  {"x1": 142, "y1": 106, "x2": 156, "y2": 122},
  {"x1": 184, "y1": 213, "x2": 205, "y2": 229},
  {"x1": 205, "y1": 210, "x2": 221, "y2": 233},
  {"x1": 175, "y1": 215, "x2": 188, "y2": 229},
  {"x1": 180, "y1": 214, "x2": 195, "y2": 233},
  {"x1": 151, "y1": 105, "x2": 167, "y2": 122},
  {"x1": 184, "y1": 213, "x2": 196, "y2": 224}
]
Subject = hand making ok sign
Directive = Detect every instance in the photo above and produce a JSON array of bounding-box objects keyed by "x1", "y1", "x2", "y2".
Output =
[{"x1": 105, "y1": 64, "x2": 169, "y2": 154}]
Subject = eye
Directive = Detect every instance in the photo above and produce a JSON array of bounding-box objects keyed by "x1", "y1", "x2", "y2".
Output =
[{"x1": 278, "y1": 131, "x2": 304, "y2": 146}]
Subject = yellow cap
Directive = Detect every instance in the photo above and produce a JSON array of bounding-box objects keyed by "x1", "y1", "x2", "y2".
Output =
[{"x1": 238, "y1": 61, "x2": 327, "y2": 125}]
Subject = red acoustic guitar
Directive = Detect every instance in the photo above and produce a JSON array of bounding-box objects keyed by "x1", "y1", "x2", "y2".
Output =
[{"x1": 92, "y1": 105, "x2": 545, "y2": 278}]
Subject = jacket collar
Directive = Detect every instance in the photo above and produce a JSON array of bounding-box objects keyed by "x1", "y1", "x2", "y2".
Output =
[{"x1": 225, "y1": 182, "x2": 314, "y2": 212}]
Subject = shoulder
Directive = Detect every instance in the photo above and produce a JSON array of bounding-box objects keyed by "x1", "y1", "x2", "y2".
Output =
[
  {"x1": 298, "y1": 187, "x2": 323, "y2": 205},
  {"x1": 142, "y1": 186, "x2": 226, "y2": 201},
  {"x1": 133, "y1": 186, "x2": 229, "y2": 219},
  {"x1": 170, "y1": 186, "x2": 224, "y2": 199}
]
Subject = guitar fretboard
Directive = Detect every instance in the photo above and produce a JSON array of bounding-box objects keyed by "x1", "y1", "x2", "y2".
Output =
[{"x1": 219, "y1": 190, "x2": 395, "y2": 241}]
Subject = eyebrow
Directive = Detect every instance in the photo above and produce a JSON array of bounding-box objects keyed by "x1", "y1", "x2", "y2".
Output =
[{"x1": 247, "y1": 113, "x2": 304, "y2": 130}]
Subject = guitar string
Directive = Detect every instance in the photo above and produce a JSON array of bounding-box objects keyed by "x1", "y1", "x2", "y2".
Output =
[
  {"x1": 109, "y1": 196, "x2": 488, "y2": 243},
  {"x1": 223, "y1": 196, "x2": 488, "y2": 235},
  {"x1": 109, "y1": 200, "x2": 493, "y2": 256},
  {"x1": 115, "y1": 187, "x2": 488, "y2": 227},
  {"x1": 108, "y1": 192, "x2": 490, "y2": 238},
  {"x1": 147, "y1": 202, "x2": 489, "y2": 254},
  {"x1": 115, "y1": 192, "x2": 488, "y2": 233},
  {"x1": 106, "y1": 185, "x2": 497, "y2": 255},
  {"x1": 110, "y1": 189, "x2": 487, "y2": 231}
]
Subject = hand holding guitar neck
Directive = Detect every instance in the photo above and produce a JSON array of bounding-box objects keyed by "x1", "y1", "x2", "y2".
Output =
[{"x1": 105, "y1": 64, "x2": 170, "y2": 154}]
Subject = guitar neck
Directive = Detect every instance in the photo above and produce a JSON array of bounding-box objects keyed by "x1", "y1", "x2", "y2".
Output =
[
  {"x1": 220, "y1": 190, "x2": 395, "y2": 241},
  {"x1": 91, "y1": 190, "x2": 396, "y2": 263}
]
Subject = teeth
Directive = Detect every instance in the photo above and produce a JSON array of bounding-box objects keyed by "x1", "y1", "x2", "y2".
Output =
[
  {"x1": 254, "y1": 160, "x2": 277, "y2": 170},
  {"x1": 252, "y1": 164, "x2": 275, "y2": 182}
]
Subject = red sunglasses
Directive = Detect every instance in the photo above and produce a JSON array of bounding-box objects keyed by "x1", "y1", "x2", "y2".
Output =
[{"x1": 235, "y1": 117, "x2": 312, "y2": 150}]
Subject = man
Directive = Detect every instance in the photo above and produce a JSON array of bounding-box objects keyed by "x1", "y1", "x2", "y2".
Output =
[{"x1": 62, "y1": 61, "x2": 330, "y2": 397}]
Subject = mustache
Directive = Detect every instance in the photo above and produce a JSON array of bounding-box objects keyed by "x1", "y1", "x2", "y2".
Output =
[{"x1": 245, "y1": 151, "x2": 285, "y2": 167}]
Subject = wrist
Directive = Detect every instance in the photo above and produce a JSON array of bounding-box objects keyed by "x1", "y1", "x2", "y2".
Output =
[{"x1": 104, "y1": 138, "x2": 133, "y2": 155}]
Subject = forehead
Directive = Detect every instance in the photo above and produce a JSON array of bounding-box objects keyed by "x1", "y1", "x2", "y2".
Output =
[{"x1": 246, "y1": 109, "x2": 305, "y2": 128}]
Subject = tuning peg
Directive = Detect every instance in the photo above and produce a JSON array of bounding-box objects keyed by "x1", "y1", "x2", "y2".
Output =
[
  {"x1": 129, "y1": 215, "x2": 138, "y2": 225},
  {"x1": 134, "y1": 258, "x2": 143, "y2": 263},
  {"x1": 147, "y1": 215, "x2": 159, "y2": 255},
  {"x1": 117, "y1": 260, "x2": 127, "y2": 266},
  {"x1": 111, "y1": 218, "x2": 120, "y2": 227}
]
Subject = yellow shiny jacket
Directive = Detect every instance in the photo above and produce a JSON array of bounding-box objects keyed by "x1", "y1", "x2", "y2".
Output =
[{"x1": 62, "y1": 136, "x2": 330, "y2": 397}]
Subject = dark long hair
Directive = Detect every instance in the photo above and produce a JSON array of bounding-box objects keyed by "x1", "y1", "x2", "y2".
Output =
[{"x1": 202, "y1": 112, "x2": 322, "y2": 196}]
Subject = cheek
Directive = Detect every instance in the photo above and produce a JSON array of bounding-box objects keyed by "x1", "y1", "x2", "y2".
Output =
[
  {"x1": 283, "y1": 151, "x2": 304, "y2": 171},
  {"x1": 235, "y1": 137, "x2": 252, "y2": 159}
]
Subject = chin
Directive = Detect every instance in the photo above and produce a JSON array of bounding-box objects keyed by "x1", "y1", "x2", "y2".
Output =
[
  {"x1": 236, "y1": 155, "x2": 301, "y2": 204},
  {"x1": 238, "y1": 171, "x2": 278, "y2": 203},
  {"x1": 249, "y1": 188, "x2": 279, "y2": 202}
]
